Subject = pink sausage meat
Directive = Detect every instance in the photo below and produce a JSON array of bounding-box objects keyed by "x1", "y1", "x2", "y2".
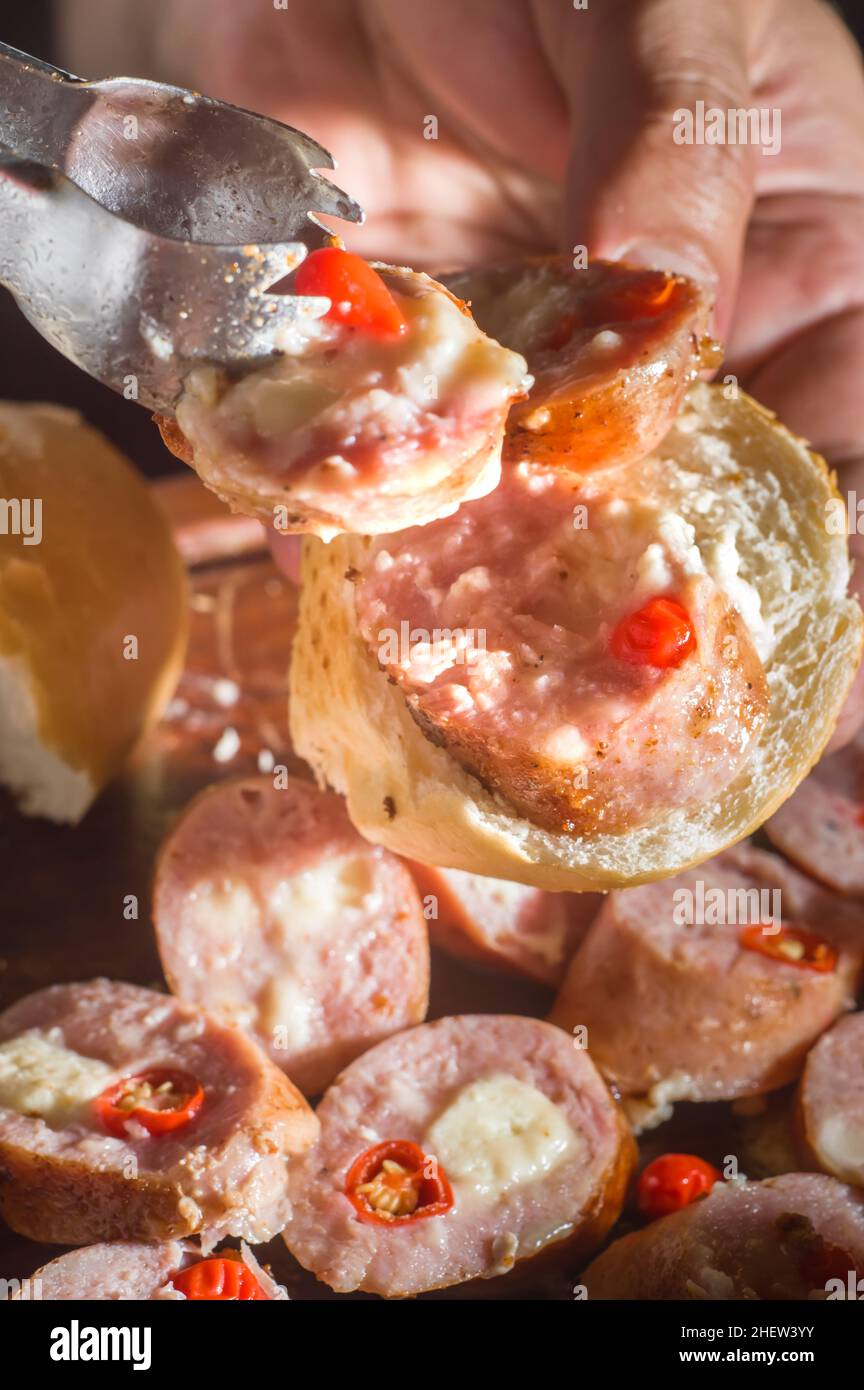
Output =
[
  {"x1": 583, "y1": 1173, "x2": 864, "y2": 1300},
  {"x1": 0, "y1": 979, "x2": 317, "y2": 1246},
  {"x1": 798, "y1": 1011, "x2": 864, "y2": 1187},
  {"x1": 766, "y1": 724, "x2": 864, "y2": 895},
  {"x1": 408, "y1": 861, "x2": 600, "y2": 986},
  {"x1": 550, "y1": 844, "x2": 864, "y2": 1114},
  {"x1": 13, "y1": 1240, "x2": 287, "y2": 1300},
  {"x1": 154, "y1": 776, "x2": 430, "y2": 1095},
  {"x1": 352, "y1": 465, "x2": 767, "y2": 837},
  {"x1": 282, "y1": 1014, "x2": 635, "y2": 1296}
]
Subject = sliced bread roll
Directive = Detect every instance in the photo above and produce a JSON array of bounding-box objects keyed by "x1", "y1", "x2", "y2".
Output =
[
  {"x1": 0, "y1": 403, "x2": 188, "y2": 823},
  {"x1": 289, "y1": 383, "x2": 862, "y2": 890}
]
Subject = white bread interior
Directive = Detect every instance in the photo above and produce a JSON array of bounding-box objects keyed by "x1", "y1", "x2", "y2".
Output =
[
  {"x1": 0, "y1": 402, "x2": 188, "y2": 824},
  {"x1": 0, "y1": 654, "x2": 94, "y2": 822},
  {"x1": 289, "y1": 383, "x2": 863, "y2": 890}
]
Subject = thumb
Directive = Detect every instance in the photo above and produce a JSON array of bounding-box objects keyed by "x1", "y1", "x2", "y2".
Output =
[{"x1": 562, "y1": 0, "x2": 758, "y2": 335}]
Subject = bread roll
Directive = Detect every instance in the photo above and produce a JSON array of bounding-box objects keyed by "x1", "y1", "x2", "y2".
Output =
[
  {"x1": 0, "y1": 403, "x2": 188, "y2": 823},
  {"x1": 289, "y1": 384, "x2": 862, "y2": 889}
]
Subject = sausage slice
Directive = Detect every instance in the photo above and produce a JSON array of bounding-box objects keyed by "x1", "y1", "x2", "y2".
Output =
[
  {"x1": 12, "y1": 1240, "x2": 286, "y2": 1300},
  {"x1": 353, "y1": 465, "x2": 768, "y2": 836},
  {"x1": 154, "y1": 776, "x2": 430, "y2": 1095},
  {"x1": 443, "y1": 257, "x2": 713, "y2": 473},
  {"x1": 583, "y1": 1173, "x2": 864, "y2": 1300},
  {"x1": 798, "y1": 1011, "x2": 864, "y2": 1187},
  {"x1": 157, "y1": 259, "x2": 528, "y2": 538},
  {"x1": 766, "y1": 725, "x2": 864, "y2": 895},
  {"x1": 0, "y1": 979, "x2": 317, "y2": 1246},
  {"x1": 407, "y1": 861, "x2": 600, "y2": 986},
  {"x1": 550, "y1": 844, "x2": 864, "y2": 1122},
  {"x1": 282, "y1": 1014, "x2": 634, "y2": 1295}
]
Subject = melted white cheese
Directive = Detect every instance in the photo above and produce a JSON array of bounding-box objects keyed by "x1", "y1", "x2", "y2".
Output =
[
  {"x1": 424, "y1": 1074, "x2": 578, "y2": 1200},
  {"x1": 817, "y1": 1115, "x2": 864, "y2": 1177},
  {"x1": 700, "y1": 523, "x2": 773, "y2": 661},
  {"x1": 258, "y1": 852, "x2": 380, "y2": 1043},
  {"x1": 591, "y1": 497, "x2": 772, "y2": 661},
  {"x1": 183, "y1": 879, "x2": 258, "y2": 969},
  {"x1": 0, "y1": 1030, "x2": 112, "y2": 1126},
  {"x1": 178, "y1": 277, "x2": 528, "y2": 476}
]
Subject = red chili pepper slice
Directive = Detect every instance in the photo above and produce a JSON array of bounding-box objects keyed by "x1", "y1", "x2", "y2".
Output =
[
  {"x1": 345, "y1": 1139, "x2": 454, "y2": 1225},
  {"x1": 610, "y1": 597, "x2": 696, "y2": 668},
  {"x1": 636, "y1": 1153, "x2": 722, "y2": 1221},
  {"x1": 172, "y1": 1256, "x2": 270, "y2": 1301},
  {"x1": 596, "y1": 271, "x2": 677, "y2": 323},
  {"x1": 94, "y1": 1067, "x2": 204, "y2": 1137},
  {"x1": 293, "y1": 247, "x2": 407, "y2": 337},
  {"x1": 739, "y1": 923, "x2": 837, "y2": 973}
]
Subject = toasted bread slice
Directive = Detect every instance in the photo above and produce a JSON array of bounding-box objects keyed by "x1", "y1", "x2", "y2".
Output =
[{"x1": 290, "y1": 384, "x2": 862, "y2": 890}]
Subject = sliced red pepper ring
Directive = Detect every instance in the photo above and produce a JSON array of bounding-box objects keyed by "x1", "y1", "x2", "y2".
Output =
[
  {"x1": 739, "y1": 923, "x2": 838, "y2": 974},
  {"x1": 610, "y1": 596, "x2": 696, "y2": 669},
  {"x1": 171, "y1": 1256, "x2": 270, "y2": 1301},
  {"x1": 595, "y1": 271, "x2": 678, "y2": 323},
  {"x1": 636, "y1": 1153, "x2": 722, "y2": 1221},
  {"x1": 293, "y1": 247, "x2": 408, "y2": 337},
  {"x1": 345, "y1": 1139, "x2": 454, "y2": 1225},
  {"x1": 94, "y1": 1067, "x2": 205, "y2": 1137}
]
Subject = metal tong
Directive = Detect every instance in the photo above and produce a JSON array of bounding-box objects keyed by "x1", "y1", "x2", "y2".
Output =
[{"x1": 0, "y1": 42, "x2": 364, "y2": 414}]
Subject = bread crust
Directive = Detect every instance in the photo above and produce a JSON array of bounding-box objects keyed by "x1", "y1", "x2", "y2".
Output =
[{"x1": 289, "y1": 384, "x2": 863, "y2": 890}]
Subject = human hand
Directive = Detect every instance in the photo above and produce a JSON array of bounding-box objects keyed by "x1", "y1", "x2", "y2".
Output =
[{"x1": 63, "y1": 0, "x2": 864, "y2": 732}]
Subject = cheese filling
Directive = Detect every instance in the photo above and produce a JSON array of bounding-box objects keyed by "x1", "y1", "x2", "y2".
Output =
[
  {"x1": 817, "y1": 1116, "x2": 864, "y2": 1176},
  {"x1": 183, "y1": 852, "x2": 385, "y2": 1054},
  {"x1": 175, "y1": 273, "x2": 529, "y2": 505},
  {"x1": 424, "y1": 1074, "x2": 579, "y2": 1201},
  {"x1": 0, "y1": 1029, "x2": 113, "y2": 1127}
]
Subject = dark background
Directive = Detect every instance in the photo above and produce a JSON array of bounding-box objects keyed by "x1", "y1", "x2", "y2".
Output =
[{"x1": 2, "y1": 3, "x2": 862, "y2": 481}]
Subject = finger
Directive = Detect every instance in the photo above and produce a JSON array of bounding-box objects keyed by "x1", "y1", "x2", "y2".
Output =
[
  {"x1": 268, "y1": 529, "x2": 303, "y2": 584},
  {"x1": 559, "y1": 0, "x2": 758, "y2": 333},
  {"x1": 823, "y1": 446, "x2": 864, "y2": 754},
  {"x1": 740, "y1": 303, "x2": 864, "y2": 469},
  {"x1": 824, "y1": 639, "x2": 864, "y2": 754}
]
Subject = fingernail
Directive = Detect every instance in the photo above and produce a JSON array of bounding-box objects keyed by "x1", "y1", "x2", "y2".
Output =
[{"x1": 611, "y1": 240, "x2": 718, "y2": 291}]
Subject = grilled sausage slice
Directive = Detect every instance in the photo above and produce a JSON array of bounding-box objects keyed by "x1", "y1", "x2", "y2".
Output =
[
  {"x1": 583, "y1": 1173, "x2": 864, "y2": 1300},
  {"x1": 157, "y1": 261, "x2": 528, "y2": 538},
  {"x1": 798, "y1": 1012, "x2": 864, "y2": 1188},
  {"x1": 154, "y1": 776, "x2": 429, "y2": 1095},
  {"x1": 282, "y1": 1013, "x2": 634, "y2": 1296},
  {"x1": 444, "y1": 257, "x2": 712, "y2": 473},
  {"x1": 407, "y1": 861, "x2": 600, "y2": 986},
  {"x1": 0, "y1": 979, "x2": 317, "y2": 1246},
  {"x1": 550, "y1": 845, "x2": 864, "y2": 1124},
  {"x1": 12, "y1": 1240, "x2": 286, "y2": 1300}
]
